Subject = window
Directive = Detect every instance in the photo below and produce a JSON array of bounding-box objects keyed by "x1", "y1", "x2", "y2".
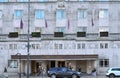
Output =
[
  {"x1": 0, "y1": 11, "x2": 2, "y2": 19},
  {"x1": 38, "y1": 0, "x2": 48, "y2": 2},
  {"x1": 79, "y1": 0, "x2": 87, "y2": 1},
  {"x1": 54, "y1": 43, "x2": 63, "y2": 49},
  {"x1": 56, "y1": 27, "x2": 66, "y2": 33},
  {"x1": 9, "y1": 44, "x2": 17, "y2": 50},
  {"x1": 99, "y1": 0, "x2": 109, "y2": 1},
  {"x1": 0, "y1": 0, "x2": 8, "y2": 2},
  {"x1": 8, "y1": 60, "x2": 18, "y2": 68},
  {"x1": 77, "y1": 43, "x2": 85, "y2": 49},
  {"x1": 56, "y1": 10, "x2": 66, "y2": 20},
  {"x1": 35, "y1": 10, "x2": 44, "y2": 19},
  {"x1": 100, "y1": 43, "x2": 108, "y2": 49},
  {"x1": 14, "y1": 10, "x2": 24, "y2": 19},
  {"x1": 99, "y1": 59, "x2": 109, "y2": 67},
  {"x1": 31, "y1": 44, "x2": 41, "y2": 49},
  {"x1": 78, "y1": 9, "x2": 87, "y2": 19},
  {"x1": 99, "y1": 9, "x2": 108, "y2": 19},
  {"x1": 17, "y1": 0, "x2": 28, "y2": 2}
]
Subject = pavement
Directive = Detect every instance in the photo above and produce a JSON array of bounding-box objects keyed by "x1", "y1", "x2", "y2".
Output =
[{"x1": 8, "y1": 75, "x2": 108, "y2": 78}]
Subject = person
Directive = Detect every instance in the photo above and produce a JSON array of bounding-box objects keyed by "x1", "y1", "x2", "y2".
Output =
[
  {"x1": 92, "y1": 68, "x2": 96, "y2": 76},
  {"x1": 78, "y1": 67, "x2": 81, "y2": 72}
]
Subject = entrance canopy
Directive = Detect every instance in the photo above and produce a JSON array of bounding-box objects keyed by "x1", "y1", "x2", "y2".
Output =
[{"x1": 11, "y1": 54, "x2": 98, "y2": 60}]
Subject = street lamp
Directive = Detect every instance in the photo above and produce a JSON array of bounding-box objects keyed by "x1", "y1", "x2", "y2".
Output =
[
  {"x1": 27, "y1": 0, "x2": 30, "y2": 78},
  {"x1": 16, "y1": 53, "x2": 21, "y2": 78}
]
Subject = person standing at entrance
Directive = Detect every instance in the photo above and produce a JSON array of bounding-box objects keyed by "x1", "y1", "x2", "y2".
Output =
[
  {"x1": 78, "y1": 67, "x2": 81, "y2": 72},
  {"x1": 92, "y1": 68, "x2": 96, "y2": 77}
]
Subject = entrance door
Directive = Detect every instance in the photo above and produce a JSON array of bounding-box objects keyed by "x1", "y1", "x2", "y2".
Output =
[
  {"x1": 51, "y1": 61, "x2": 55, "y2": 68},
  {"x1": 58, "y1": 61, "x2": 65, "y2": 67},
  {"x1": 31, "y1": 61, "x2": 36, "y2": 75}
]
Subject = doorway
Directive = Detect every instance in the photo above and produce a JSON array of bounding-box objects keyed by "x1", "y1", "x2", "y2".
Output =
[
  {"x1": 58, "y1": 61, "x2": 65, "y2": 67},
  {"x1": 51, "y1": 61, "x2": 55, "y2": 68}
]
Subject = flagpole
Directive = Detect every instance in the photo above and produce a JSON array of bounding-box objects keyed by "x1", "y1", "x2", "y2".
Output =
[{"x1": 27, "y1": 0, "x2": 30, "y2": 78}]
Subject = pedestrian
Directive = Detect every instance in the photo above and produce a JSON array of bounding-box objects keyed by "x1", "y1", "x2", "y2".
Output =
[
  {"x1": 78, "y1": 67, "x2": 81, "y2": 72},
  {"x1": 92, "y1": 68, "x2": 96, "y2": 76}
]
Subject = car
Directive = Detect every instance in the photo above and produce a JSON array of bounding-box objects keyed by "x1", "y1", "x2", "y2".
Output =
[
  {"x1": 48, "y1": 67, "x2": 81, "y2": 78},
  {"x1": 0, "y1": 75, "x2": 8, "y2": 78},
  {"x1": 106, "y1": 67, "x2": 120, "y2": 78}
]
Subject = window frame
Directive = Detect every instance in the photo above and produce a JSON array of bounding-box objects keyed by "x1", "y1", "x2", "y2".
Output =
[
  {"x1": 99, "y1": 9, "x2": 109, "y2": 19},
  {"x1": 99, "y1": 59, "x2": 109, "y2": 67},
  {"x1": 78, "y1": 9, "x2": 87, "y2": 19},
  {"x1": 0, "y1": 0, "x2": 8, "y2": 2},
  {"x1": 56, "y1": 9, "x2": 66, "y2": 20},
  {"x1": 14, "y1": 10, "x2": 24, "y2": 19},
  {"x1": 77, "y1": 43, "x2": 85, "y2": 49},
  {"x1": 8, "y1": 60, "x2": 18, "y2": 68},
  {"x1": 54, "y1": 43, "x2": 63, "y2": 49},
  {"x1": 17, "y1": 0, "x2": 28, "y2": 2},
  {"x1": 38, "y1": 0, "x2": 48, "y2": 2},
  {"x1": 35, "y1": 10, "x2": 45, "y2": 19},
  {"x1": 100, "y1": 43, "x2": 108, "y2": 49}
]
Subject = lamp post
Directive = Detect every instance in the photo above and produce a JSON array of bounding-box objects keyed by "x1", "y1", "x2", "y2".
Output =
[
  {"x1": 27, "y1": 0, "x2": 30, "y2": 78},
  {"x1": 16, "y1": 53, "x2": 21, "y2": 78}
]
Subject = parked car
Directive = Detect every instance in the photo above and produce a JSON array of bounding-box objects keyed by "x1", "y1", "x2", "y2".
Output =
[
  {"x1": 48, "y1": 67, "x2": 81, "y2": 78},
  {"x1": 0, "y1": 75, "x2": 8, "y2": 78},
  {"x1": 106, "y1": 67, "x2": 120, "y2": 78}
]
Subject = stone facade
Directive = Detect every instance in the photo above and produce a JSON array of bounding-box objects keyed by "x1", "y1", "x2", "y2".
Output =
[{"x1": 0, "y1": 0, "x2": 120, "y2": 75}]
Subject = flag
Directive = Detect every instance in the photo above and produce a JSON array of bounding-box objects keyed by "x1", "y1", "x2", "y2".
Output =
[
  {"x1": 45, "y1": 19, "x2": 47, "y2": 28},
  {"x1": 20, "y1": 19, "x2": 23, "y2": 29},
  {"x1": 91, "y1": 18, "x2": 94, "y2": 26},
  {"x1": 67, "y1": 19, "x2": 70, "y2": 29}
]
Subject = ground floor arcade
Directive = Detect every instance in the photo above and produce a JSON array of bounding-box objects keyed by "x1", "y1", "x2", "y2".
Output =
[{"x1": 11, "y1": 55, "x2": 98, "y2": 75}]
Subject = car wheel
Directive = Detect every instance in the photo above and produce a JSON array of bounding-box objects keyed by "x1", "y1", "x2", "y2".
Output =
[
  {"x1": 109, "y1": 74, "x2": 115, "y2": 78},
  {"x1": 51, "y1": 74, "x2": 56, "y2": 78},
  {"x1": 72, "y1": 74, "x2": 77, "y2": 78}
]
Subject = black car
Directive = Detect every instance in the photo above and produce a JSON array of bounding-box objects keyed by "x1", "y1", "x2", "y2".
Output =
[{"x1": 48, "y1": 67, "x2": 81, "y2": 78}]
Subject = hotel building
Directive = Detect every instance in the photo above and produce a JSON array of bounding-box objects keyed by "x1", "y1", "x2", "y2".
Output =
[{"x1": 0, "y1": 0, "x2": 120, "y2": 75}]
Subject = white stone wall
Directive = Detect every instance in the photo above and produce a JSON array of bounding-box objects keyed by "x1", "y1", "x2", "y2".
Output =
[{"x1": 0, "y1": 0, "x2": 120, "y2": 74}]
